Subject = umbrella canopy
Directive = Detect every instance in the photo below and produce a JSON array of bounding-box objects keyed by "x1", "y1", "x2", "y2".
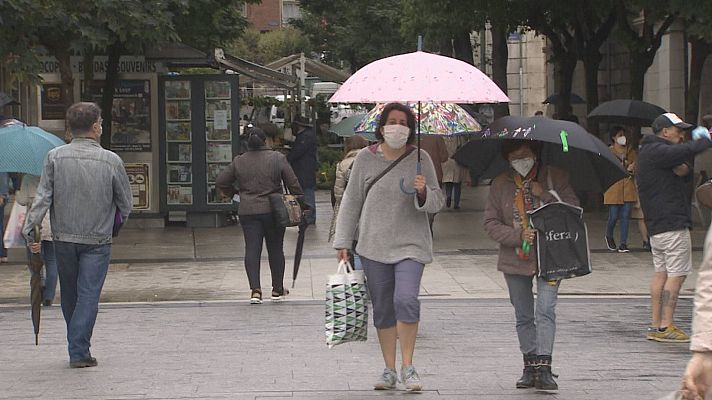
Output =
[
  {"x1": 0, "y1": 125, "x2": 65, "y2": 175},
  {"x1": 587, "y1": 99, "x2": 666, "y2": 126},
  {"x1": 543, "y1": 93, "x2": 585, "y2": 105},
  {"x1": 355, "y1": 103, "x2": 481, "y2": 136},
  {"x1": 329, "y1": 114, "x2": 377, "y2": 141},
  {"x1": 28, "y1": 227, "x2": 43, "y2": 345},
  {"x1": 453, "y1": 116, "x2": 626, "y2": 192},
  {"x1": 328, "y1": 51, "x2": 510, "y2": 104}
]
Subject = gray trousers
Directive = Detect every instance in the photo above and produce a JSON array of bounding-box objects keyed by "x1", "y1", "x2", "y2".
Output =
[
  {"x1": 361, "y1": 257, "x2": 424, "y2": 329},
  {"x1": 504, "y1": 274, "x2": 561, "y2": 356}
]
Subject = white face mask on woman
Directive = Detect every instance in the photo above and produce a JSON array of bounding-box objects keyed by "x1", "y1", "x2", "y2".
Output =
[
  {"x1": 510, "y1": 157, "x2": 536, "y2": 177},
  {"x1": 382, "y1": 124, "x2": 410, "y2": 149},
  {"x1": 616, "y1": 136, "x2": 627, "y2": 146}
]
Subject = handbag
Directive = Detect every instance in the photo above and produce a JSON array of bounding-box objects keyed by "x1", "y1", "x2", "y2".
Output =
[
  {"x1": 268, "y1": 152, "x2": 305, "y2": 228},
  {"x1": 325, "y1": 260, "x2": 369, "y2": 348},
  {"x1": 528, "y1": 176, "x2": 591, "y2": 281},
  {"x1": 269, "y1": 191, "x2": 304, "y2": 227},
  {"x1": 3, "y1": 201, "x2": 28, "y2": 248}
]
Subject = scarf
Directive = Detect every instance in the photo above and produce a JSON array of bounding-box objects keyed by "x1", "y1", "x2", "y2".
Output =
[{"x1": 513, "y1": 165, "x2": 538, "y2": 259}]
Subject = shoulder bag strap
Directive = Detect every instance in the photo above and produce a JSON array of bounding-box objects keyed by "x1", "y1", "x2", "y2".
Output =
[
  {"x1": 363, "y1": 146, "x2": 415, "y2": 201},
  {"x1": 271, "y1": 151, "x2": 288, "y2": 195}
]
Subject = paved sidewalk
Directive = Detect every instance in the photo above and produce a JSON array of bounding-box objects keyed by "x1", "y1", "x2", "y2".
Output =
[
  {"x1": 0, "y1": 187, "x2": 707, "y2": 304},
  {"x1": 0, "y1": 298, "x2": 694, "y2": 399}
]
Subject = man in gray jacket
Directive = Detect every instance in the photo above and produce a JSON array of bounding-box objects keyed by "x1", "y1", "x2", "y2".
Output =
[{"x1": 23, "y1": 102, "x2": 132, "y2": 368}]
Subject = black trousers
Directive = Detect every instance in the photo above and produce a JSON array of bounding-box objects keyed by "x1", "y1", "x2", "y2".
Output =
[{"x1": 240, "y1": 213, "x2": 286, "y2": 291}]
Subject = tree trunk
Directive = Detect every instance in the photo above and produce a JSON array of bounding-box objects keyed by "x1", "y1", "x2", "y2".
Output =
[
  {"x1": 583, "y1": 55, "x2": 601, "y2": 114},
  {"x1": 686, "y1": 38, "x2": 712, "y2": 124},
  {"x1": 491, "y1": 26, "x2": 510, "y2": 118},
  {"x1": 53, "y1": 46, "x2": 75, "y2": 110},
  {"x1": 81, "y1": 50, "x2": 95, "y2": 102},
  {"x1": 100, "y1": 42, "x2": 124, "y2": 150},
  {"x1": 630, "y1": 51, "x2": 657, "y2": 101},
  {"x1": 555, "y1": 56, "x2": 577, "y2": 119},
  {"x1": 453, "y1": 32, "x2": 474, "y2": 64},
  {"x1": 583, "y1": 53, "x2": 602, "y2": 133}
]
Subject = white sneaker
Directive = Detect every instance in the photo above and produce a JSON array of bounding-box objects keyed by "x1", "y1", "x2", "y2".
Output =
[
  {"x1": 401, "y1": 365, "x2": 422, "y2": 392},
  {"x1": 373, "y1": 368, "x2": 398, "y2": 390}
]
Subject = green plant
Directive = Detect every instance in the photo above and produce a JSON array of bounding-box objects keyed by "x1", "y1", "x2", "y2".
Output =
[{"x1": 316, "y1": 161, "x2": 336, "y2": 190}]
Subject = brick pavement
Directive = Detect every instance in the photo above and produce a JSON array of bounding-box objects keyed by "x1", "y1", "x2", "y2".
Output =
[{"x1": 0, "y1": 298, "x2": 692, "y2": 399}]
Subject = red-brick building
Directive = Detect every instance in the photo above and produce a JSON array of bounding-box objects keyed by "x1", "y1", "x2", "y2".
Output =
[{"x1": 244, "y1": 0, "x2": 302, "y2": 33}]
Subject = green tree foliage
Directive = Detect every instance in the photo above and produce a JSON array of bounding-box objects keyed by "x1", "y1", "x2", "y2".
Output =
[
  {"x1": 227, "y1": 27, "x2": 312, "y2": 64},
  {"x1": 294, "y1": 0, "x2": 411, "y2": 72}
]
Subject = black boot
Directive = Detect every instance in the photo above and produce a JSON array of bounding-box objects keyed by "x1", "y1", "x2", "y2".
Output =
[
  {"x1": 516, "y1": 354, "x2": 537, "y2": 388},
  {"x1": 535, "y1": 355, "x2": 558, "y2": 390}
]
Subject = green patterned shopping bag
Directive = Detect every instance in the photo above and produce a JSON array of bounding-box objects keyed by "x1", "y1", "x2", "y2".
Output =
[{"x1": 325, "y1": 260, "x2": 369, "y2": 348}]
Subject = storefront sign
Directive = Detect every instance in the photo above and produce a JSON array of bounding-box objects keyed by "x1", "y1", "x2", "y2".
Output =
[
  {"x1": 125, "y1": 163, "x2": 150, "y2": 210},
  {"x1": 40, "y1": 83, "x2": 67, "y2": 120},
  {"x1": 83, "y1": 80, "x2": 152, "y2": 152},
  {"x1": 39, "y1": 56, "x2": 158, "y2": 75}
]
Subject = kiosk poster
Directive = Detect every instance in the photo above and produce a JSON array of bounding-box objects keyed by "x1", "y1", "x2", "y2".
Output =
[
  {"x1": 84, "y1": 80, "x2": 152, "y2": 152},
  {"x1": 125, "y1": 163, "x2": 150, "y2": 210},
  {"x1": 41, "y1": 83, "x2": 67, "y2": 120}
]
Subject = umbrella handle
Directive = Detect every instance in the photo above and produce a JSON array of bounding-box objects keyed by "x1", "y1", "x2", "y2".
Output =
[
  {"x1": 33, "y1": 225, "x2": 41, "y2": 243},
  {"x1": 399, "y1": 162, "x2": 422, "y2": 195}
]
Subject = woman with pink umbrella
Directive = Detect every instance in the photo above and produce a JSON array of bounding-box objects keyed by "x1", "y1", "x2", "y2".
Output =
[{"x1": 333, "y1": 103, "x2": 445, "y2": 392}]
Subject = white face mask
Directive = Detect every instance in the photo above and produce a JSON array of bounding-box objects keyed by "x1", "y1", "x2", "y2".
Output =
[
  {"x1": 510, "y1": 157, "x2": 536, "y2": 177},
  {"x1": 382, "y1": 124, "x2": 410, "y2": 149},
  {"x1": 616, "y1": 136, "x2": 627, "y2": 146}
]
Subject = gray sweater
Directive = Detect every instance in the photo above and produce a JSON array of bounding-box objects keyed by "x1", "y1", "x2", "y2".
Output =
[{"x1": 332, "y1": 144, "x2": 445, "y2": 264}]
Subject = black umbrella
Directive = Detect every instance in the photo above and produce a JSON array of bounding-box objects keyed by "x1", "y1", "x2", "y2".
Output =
[
  {"x1": 453, "y1": 116, "x2": 626, "y2": 192},
  {"x1": 587, "y1": 99, "x2": 666, "y2": 126},
  {"x1": 543, "y1": 93, "x2": 585, "y2": 105},
  {"x1": 0, "y1": 92, "x2": 20, "y2": 108},
  {"x1": 292, "y1": 222, "x2": 308, "y2": 288}
]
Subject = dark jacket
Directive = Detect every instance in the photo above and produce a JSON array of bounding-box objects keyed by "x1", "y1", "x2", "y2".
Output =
[
  {"x1": 216, "y1": 147, "x2": 303, "y2": 216},
  {"x1": 636, "y1": 134, "x2": 711, "y2": 236},
  {"x1": 287, "y1": 127, "x2": 317, "y2": 188}
]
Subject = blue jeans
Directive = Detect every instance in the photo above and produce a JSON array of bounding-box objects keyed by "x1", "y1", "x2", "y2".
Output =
[
  {"x1": 606, "y1": 202, "x2": 634, "y2": 245},
  {"x1": 42, "y1": 241, "x2": 58, "y2": 302},
  {"x1": 54, "y1": 241, "x2": 111, "y2": 362},
  {"x1": 504, "y1": 274, "x2": 561, "y2": 356},
  {"x1": 303, "y1": 187, "x2": 316, "y2": 225},
  {"x1": 0, "y1": 203, "x2": 5, "y2": 257},
  {"x1": 444, "y1": 182, "x2": 462, "y2": 208}
]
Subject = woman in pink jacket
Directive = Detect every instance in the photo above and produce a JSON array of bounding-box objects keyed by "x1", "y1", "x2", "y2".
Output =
[{"x1": 484, "y1": 140, "x2": 578, "y2": 391}]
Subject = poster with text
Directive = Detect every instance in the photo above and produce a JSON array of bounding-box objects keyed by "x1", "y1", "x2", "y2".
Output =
[
  {"x1": 125, "y1": 163, "x2": 150, "y2": 210},
  {"x1": 84, "y1": 80, "x2": 152, "y2": 152}
]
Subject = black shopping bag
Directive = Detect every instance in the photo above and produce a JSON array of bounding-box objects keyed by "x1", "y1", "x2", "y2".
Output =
[{"x1": 529, "y1": 201, "x2": 591, "y2": 281}]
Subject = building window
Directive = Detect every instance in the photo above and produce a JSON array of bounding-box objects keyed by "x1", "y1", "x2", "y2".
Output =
[{"x1": 282, "y1": 0, "x2": 301, "y2": 25}]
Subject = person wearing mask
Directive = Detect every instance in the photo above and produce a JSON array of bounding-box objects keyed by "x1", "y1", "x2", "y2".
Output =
[
  {"x1": 23, "y1": 102, "x2": 133, "y2": 368},
  {"x1": 484, "y1": 140, "x2": 579, "y2": 391},
  {"x1": 216, "y1": 127, "x2": 303, "y2": 304},
  {"x1": 328, "y1": 135, "x2": 368, "y2": 268},
  {"x1": 638, "y1": 113, "x2": 712, "y2": 343},
  {"x1": 333, "y1": 103, "x2": 444, "y2": 392},
  {"x1": 16, "y1": 174, "x2": 57, "y2": 305},
  {"x1": 603, "y1": 126, "x2": 637, "y2": 253},
  {"x1": 287, "y1": 116, "x2": 317, "y2": 225}
]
